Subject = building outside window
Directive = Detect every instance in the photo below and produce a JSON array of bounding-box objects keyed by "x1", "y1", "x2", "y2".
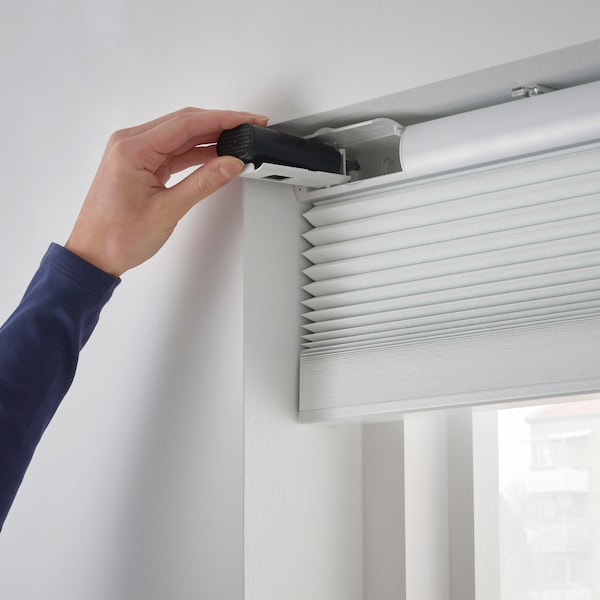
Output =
[{"x1": 499, "y1": 399, "x2": 600, "y2": 600}]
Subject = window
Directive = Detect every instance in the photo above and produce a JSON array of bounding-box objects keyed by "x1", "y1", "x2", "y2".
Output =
[
  {"x1": 498, "y1": 396, "x2": 599, "y2": 600},
  {"x1": 362, "y1": 393, "x2": 600, "y2": 599},
  {"x1": 294, "y1": 80, "x2": 600, "y2": 599}
]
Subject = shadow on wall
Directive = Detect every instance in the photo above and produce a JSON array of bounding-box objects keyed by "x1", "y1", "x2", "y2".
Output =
[{"x1": 111, "y1": 182, "x2": 245, "y2": 599}]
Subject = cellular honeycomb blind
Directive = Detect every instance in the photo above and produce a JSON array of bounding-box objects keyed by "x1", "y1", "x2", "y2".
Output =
[{"x1": 299, "y1": 142, "x2": 600, "y2": 422}]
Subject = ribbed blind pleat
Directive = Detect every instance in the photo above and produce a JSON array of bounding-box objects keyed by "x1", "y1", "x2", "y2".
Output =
[
  {"x1": 301, "y1": 143, "x2": 600, "y2": 361},
  {"x1": 303, "y1": 144, "x2": 600, "y2": 227}
]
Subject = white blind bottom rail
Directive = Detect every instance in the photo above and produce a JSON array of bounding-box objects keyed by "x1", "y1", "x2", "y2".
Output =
[
  {"x1": 299, "y1": 317, "x2": 600, "y2": 423},
  {"x1": 299, "y1": 142, "x2": 600, "y2": 421}
]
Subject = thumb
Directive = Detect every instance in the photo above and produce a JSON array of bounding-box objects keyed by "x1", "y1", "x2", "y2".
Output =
[{"x1": 167, "y1": 156, "x2": 246, "y2": 214}]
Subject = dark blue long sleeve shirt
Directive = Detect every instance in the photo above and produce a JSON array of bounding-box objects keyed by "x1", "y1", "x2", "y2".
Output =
[{"x1": 0, "y1": 243, "x2": 120, "y2": 530}]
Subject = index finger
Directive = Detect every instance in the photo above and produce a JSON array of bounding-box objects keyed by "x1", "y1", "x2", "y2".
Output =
[{"x1": 135, "y1": 110, "x2": 269, "y2": 171}]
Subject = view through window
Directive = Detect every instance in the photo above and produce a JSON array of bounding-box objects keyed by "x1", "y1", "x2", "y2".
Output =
[{"x1": 498, "y1": 396, "x2": 600, "y2": 600}]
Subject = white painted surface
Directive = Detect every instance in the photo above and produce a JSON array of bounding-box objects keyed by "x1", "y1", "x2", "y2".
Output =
[
  {"x1": 363, "y1": 422, "x2": 406, "y2": 599},
  {"x1": 448, "y1": 413, "x2": 476, "y2": 600},
  {"x1": 243, "y1": 181, "x2": 363, "y2": 600},
  {"x1": 0, "y1": 0, "x2": 598, "y2": 597},
  {"x1": 473, "y1": 409, "x2": 501, "y2": 600},
  {"x1": 404, "y1": 412, "x2": 450, "y2": 600}
]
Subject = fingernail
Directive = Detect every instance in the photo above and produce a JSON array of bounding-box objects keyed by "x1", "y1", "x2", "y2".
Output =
[
  {"x1": 219, "y1": 157, "x2": 245, "y2": 179},
  {"x1": 241, "y1": 111, "x2": 269, "y2": 123}
]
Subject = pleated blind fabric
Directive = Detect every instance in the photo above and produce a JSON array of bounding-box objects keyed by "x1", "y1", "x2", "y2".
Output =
[{"x1": 299, "y1": 143, "x2": 600, "y2": 422}]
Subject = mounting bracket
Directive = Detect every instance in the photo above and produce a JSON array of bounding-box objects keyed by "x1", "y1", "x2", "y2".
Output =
[{"x1": 234, "y1": 118, "x2": 404, "y2": 192}]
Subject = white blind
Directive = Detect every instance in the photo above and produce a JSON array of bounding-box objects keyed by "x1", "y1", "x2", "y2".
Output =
[{"x1": 299, "y1": 143, "x2": 600, "y2": 422}]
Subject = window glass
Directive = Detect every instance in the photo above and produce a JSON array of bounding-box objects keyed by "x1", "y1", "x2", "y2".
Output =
[{"x1": 498, "y1": 397, "x2": 600, "y2": 600}]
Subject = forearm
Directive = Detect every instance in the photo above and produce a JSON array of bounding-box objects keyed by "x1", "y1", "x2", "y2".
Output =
[
  {"x1": 0, "y1": 108, "x2": 267, "y2": 532},
  {"x1": 0, "y1": 244, "x2": 119, "y2": 529}
]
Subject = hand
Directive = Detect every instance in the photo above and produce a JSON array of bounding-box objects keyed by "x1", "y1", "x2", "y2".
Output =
[{"x1": 65, "y1": 107, "x2": 268, "y2": 277}]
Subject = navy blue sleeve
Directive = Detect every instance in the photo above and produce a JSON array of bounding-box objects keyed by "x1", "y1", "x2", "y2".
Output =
[{"x1": 0, "y1": 243, "x2": 120, "y2": 530}]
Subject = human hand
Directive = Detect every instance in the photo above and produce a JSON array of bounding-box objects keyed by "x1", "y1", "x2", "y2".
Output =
[{"x1": 65, "y1": 107, "x2": 268, "y2": 277}]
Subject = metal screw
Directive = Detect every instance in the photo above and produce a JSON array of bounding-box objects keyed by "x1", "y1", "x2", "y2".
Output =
[{"x1": 512, "y1": 84, "x2": 556, "y2": 98}]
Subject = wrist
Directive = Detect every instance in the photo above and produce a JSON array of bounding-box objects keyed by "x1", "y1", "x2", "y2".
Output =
[{"x1": 64, "y1": 237, "x2": 123, "y2": 278}]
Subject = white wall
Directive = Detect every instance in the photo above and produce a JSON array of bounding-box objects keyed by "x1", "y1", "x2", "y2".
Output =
[
  {"x1": 243, "y1": 181, "x2": 363, "y2": 600},
  {"x1": 0, "y1": 0, "x2": 599, "y2": 598}
]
